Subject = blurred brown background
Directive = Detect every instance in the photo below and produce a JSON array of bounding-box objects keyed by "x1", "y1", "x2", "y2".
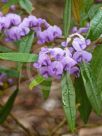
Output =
[{"x1": 1, "y1": 0, "x2": 102, "y2": 136}]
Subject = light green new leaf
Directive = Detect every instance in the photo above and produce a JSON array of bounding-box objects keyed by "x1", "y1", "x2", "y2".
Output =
[
  {"x1": 19, "y1": 0, "x2": 33, "y2": 14},
  {"x1": 63, "y1": 0, "x2": 72, "y2": 37},
  {"x1": 0, "y1": 89, "x2": 19, "y2": 124},
  {"x1": 87, "y1": 8, "x2": 102, "y2": 40},
  {"x1": 61, "y1": 73, "x2": 76, "y2": 131},
  {"x1": 80, "y1": 62, "x2": 102, "y2": 115},
  {"x1": 40, "y1": 78, "x2": 52, "y2": 99},
  {"x1": 0, "y1": 53, "x2": 38, "y2": 62},
  {"x1": 29, "y1": 75, "x2": 45, "y2": 90}
]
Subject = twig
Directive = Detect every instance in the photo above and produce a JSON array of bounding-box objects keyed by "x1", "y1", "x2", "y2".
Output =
[
  {"x1": 10, "y1": 114, "x2": 34, "y2": 136},
  {"x1": 78, "y1": 123, "x2": 102, "y2": 130},
  {"x1": 1, "y1": 122, "x2": 12, "y2": 130},
  {"x1": 0, "y1": 103, "x2": 36, "y2": 136},
  {"x1": 49, "y1": 118, "x2": 66, "y2": 136},
  {"x1": 90, "y1": 37, "x2": 102, "y2": 47}
]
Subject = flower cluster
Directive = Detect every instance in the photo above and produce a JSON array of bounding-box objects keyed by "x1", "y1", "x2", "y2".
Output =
[
  {"x1": 0, "y1": 13, "x2": 62, "y2": 43},
  {"x1": 34, "y1": 34, "x2": 92, "y2": 79},
  {"x1": 0, "y1": 10, "x2": 91, "y2": 80}
]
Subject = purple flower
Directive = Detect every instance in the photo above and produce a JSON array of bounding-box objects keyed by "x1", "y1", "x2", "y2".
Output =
[
  {"x1": 18, "y1": 24, "x2": 30, "y2": 36},
  {"x1": 61, "y1": 56, "x2": 77, "y2": 71},
  {"x1": 71, "y1": 27, "x2": 78, "y2": 33},
  {"x1": 37, "y1": 30, "x2": 53, "y2": 44},
  {"x1": 0, "y1": 12, "x2": 3, "y2": 17},
  {"x1": 37, "y1": 25, "x2": 62, "y2": 44},
  {"x1": 72, "y1": 37, "x2": 87, "y2": 51},
  {"x1": 6, "y1": 13, "x2": 21, "y2": 26},
  {"x1": 61, "y1": 41, "x2": 68, "y2": 47},
  {"x1": 10, "y1": 5, "x2": 16, "y2": 11},
  {"x1": 40, "y1": 47, "x2": 49, "y2": 53},
  {"x1": 73, "y1": 50, "x2": 92, "y2": 63},
  {"x1": 52, "y1": 25, "x2": 62, "y2": 38},
  {"x1": 5, "y1": 27, "x2": 21, "y2": 41},
  {"x1": 71, "y1": 23, "x2": 90, "y2": 34},
  {"x1": 0, "y1": 17, "x2": 10, "y2": 31},
  {"x1": 49, "y1": 61, "x2": 63, "y2": 79},
  {"x1": 65, "y1": 48, "x2": 72, "y2": 57},
  {"x1": 27, "y1": 15, "x2": 38, "y2": 28},
  {"x1": 78, "y1": 27, "x2": 89, "y2": 34},
  {"x1": 86, "y1": 39, "x2": 91, "y2": 46},
  {"x1": 21, "y1": 18, "x2": 30, "y2": 27},
  {"x1": 39, "y1": 66, "x2": 50, "y2": 78},
  {"x1": 69, "y1": 66, "x2": 80, "y2": 77},
  {"x1": 34, "y1": 53, "x2": 51, "y2": 68},
  {"x1": 49, "y1": 48, "x2": 65, "y2": 60},
  {"x1": 2, "y1": 0, "x2": 8, "y2": 2}
]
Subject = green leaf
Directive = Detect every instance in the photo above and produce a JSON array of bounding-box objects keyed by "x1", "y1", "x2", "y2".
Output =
[
  {"x1": 80, "y1": 62, "x2": 102, "y2": 114},
  {"x1": 0, "y1": 89, "x2": 19, "y2": 124},
  {"x1": 19, "y1": 0, "x2": 33, "y2": 14},
  {"x1": 29, "y1": 75, "x2": 45, "y2": 90},
  {"x1": 63, "y1": 0, "x2": 72, "y2": 37},
  {"x1": 17, "y1": 32, "x2": 34, "y2": 53},
  {"x1": 16, "y1": 32, "x2": 34, "y2": 70},
  {"x1": 91, "y1": 44, "x2": 102, "y2": 96},
  {"x1": 61, "y1": 73, "x2": 76, "y2": 131},
  {"x1": 88, "y1": 4, "x2": 102, "y2": 20},
  {"x1": 0, "y1": 67, "x2": 19, "y2": 77},
  {"x1": 72, "y1": 0, "x2": 93, "y2": 26},
  {"x1": 0, "y1": 53, "x2": 38, "y2": 62},
  {"x1": 40, "y1": 78, "x2": 52, "y2": 99},
  {"x1": 81, "y1": 0, "x2": 94, "y2": 14},
  {"x1": 87, "y1": 8, "x2": 102, "y2": 40},
  {"x1": 75, "y1": 76, "x2": 92, "y2": 123},
  {"x1": 0, "y1": 45, "x2": 12, "y2": 53}
]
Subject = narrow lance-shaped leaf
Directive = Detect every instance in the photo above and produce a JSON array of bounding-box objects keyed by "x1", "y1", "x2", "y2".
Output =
[
  {"x1": 0, "y1": 53, "x2": 38, "y2": 63},
  {"x1": 16, "y1": 32, "x2": 34, "y2": 70},
  {"x1": 61, "y1": 73, "x2": 76, "y2": 131},
  {"x1": 80, "y1": 61, "x2": 102, "y2": 114},
  {"x1": 0, "y1": 45, "x2": 12, "y2": 53},
  {"x1": 75, "y1": 76, "x2": 92, "y2": 123},
  {"x1": 91, "y1": 44, "x2": 102, "y2": 98},
  {"x1": 0, "y1": 32, "x2": 35, "y2": 124},
  {"x1": 0, "y1": 89, "x2": 19, "y2": 124},
  {"x1": 87, "y1": 8, "x2": 102, "y2": 40},
  {"x1": 17, "y1": 32, "x2": 34, "y2": 53},
  {"x1": 63, "y1": 0, "x2": 72, "y2": 37},
  {"x1": 79, "y1": 0, "x2": 94, "y2": 25},
  {"x1": 0, "y1": 67, "x2": 19, "y2": 78}
]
